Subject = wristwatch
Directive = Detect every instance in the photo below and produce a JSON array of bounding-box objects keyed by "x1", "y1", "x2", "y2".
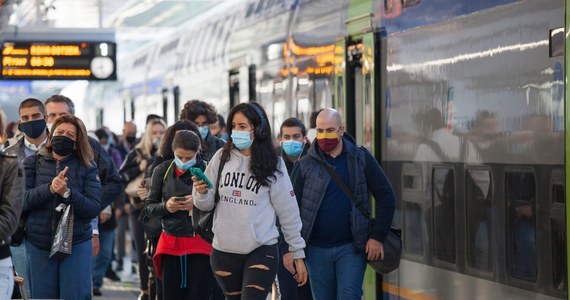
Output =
[{"x1": 63, "y1": 188, "x2": 71, "y2": 199}]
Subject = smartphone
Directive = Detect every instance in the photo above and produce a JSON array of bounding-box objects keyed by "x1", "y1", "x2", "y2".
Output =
[
  {"x1": 190, "y1": 167, "x2": 213, "y2": 189},
  {"x1": 142, "y1": 178, "x2": 152, "y2": 188},
  {"x1": 174, "y1": 196, "x2": 187, "y2": 202}
]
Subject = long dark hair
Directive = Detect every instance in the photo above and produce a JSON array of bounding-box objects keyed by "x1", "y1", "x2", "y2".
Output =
[
  {"x1": 221, "y1": 102, "x2": 280, "y2": 186},
  {"x1": 159, "y1": 120, "x2": 200, "y2": 159}
]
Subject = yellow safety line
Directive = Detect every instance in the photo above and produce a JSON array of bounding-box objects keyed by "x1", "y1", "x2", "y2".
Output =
[{"x1": 383, "y1": 282, "x2": 439, "y2": 300}]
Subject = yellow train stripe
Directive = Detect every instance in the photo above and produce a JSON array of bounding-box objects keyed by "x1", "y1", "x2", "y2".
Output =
[{"x1": 383, "y1": 282, "x2": 439, "y2": 300}]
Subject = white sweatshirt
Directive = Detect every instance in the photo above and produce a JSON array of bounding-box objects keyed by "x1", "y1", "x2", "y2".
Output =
[{"x1": 193, "y1": 148, "x2": 306, "y2": 259}]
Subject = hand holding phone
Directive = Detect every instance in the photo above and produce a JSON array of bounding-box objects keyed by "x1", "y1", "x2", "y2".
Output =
[
  {"x1": 174, "y1": 196, "x2": 187, "y2": 202},
  {"x1": 190, "y1": 167, "x2": 213, "y2": 189}
]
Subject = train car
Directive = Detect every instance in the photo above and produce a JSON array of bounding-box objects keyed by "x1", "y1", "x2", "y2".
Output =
[{"x1": 87, "y1": 0, "x2": 569, "y2": 298}]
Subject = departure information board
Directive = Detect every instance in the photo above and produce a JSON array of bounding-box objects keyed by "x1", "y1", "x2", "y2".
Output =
[{"x1": 1, "y1": 41, "x2": 117, "y2": 80}]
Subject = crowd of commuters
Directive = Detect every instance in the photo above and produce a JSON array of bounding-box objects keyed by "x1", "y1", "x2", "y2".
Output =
[{"x1": 0, "y1": 96, "x2": 396, "y2": 300}]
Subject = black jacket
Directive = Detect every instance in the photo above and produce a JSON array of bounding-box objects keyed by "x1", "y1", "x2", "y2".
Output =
[
  {"x1": 145, "y1": 158, "x2": 206, "y2": 237},
  {"x1": 0, "y1": 152, "x2": 24, "y2": 255},
  {"x1": 88, "y1": 137, "x2": 123, "y2": 211}
]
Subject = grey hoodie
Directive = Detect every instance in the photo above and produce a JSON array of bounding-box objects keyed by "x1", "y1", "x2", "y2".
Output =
[{"x1": 193, "y1": 148, "x2": 305, "y2": 259}]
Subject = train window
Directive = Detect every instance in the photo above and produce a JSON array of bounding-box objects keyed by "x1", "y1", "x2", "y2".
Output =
[
  {"x1": 466, "y1": 168, "x2": 493, "y2": 272},
  {"x1": 432, "y1": 167, "x2": 455, "y2": 264},
  {"x1": 552, "y1": 183, "x2": 564, "y2": 204},
  {"x1": 336, "y1": 76, "x2": 344, "y2": 109},
  {"x1": 245, "y1": 2, "x2": 255, "y2": 18},
  {"x1": 402, "y1": 0, "x2": 420, "y2": 8},
  {"x1": 384, "y1": 0, "x2": 393, "y2": 13},
  {"x1": 404, "y1": 202, "x2": 425, "y2": 256},
  {"x1": 551, "y1": 216, "x2": 566, "y2": 292},
  {"x1": 549, "y1": 27, "x2": 564, "y2": 57},
  {"x1": 402, "y1": 163, "x2": 426, "y2": 257},
  {"x1": 505, "y1": 170, "x2": 537, "y2": 282},
  {"x1": 550, "y1": 169, "x2": 566, "y2": 292}
]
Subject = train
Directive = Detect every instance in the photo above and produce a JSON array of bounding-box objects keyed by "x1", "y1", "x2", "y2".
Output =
[{"x1": 85, "y1": 0, "x2": 569, "y2": 299}]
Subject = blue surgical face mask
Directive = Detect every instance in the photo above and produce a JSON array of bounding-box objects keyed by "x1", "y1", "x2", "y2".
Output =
[
  {"x1": 282, "y1": 140, "x2": 303, "y2": 157},
  {"x1": 198, "y1": 126, "x2": 210, "y2": 139},
  {"x1": 220, "y1": 132, "x2": 228, "y2": 142},
  {"x1": 231, "y1": 130, "x2": 253, "y2": 150},
  {"x1": 174, "y1": 156, "x2": 196, "y2": 171}
]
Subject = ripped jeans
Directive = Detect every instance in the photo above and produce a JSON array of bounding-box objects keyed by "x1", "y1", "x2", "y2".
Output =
[{"x1": 210, "y1": 244, "x2": 278, "y2": 300}]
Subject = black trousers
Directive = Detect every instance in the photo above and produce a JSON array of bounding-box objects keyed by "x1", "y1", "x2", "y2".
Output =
[
  {"x1": 161, "y1": 254, "x2": 213, "y2": 300},
  {"x1": 210, "y1": 244, "x2": 278, "y2": 300}
]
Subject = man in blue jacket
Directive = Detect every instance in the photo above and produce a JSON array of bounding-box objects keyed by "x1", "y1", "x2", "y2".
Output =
[{"x1": 290, "y1": 108, "x2": 396, "y2": 299}]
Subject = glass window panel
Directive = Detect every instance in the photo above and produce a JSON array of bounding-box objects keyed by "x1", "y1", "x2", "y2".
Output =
[
  {"x1": 466, "y1": 169, "x2": 492, "y2": 272},
  {"x1": 551, "y1": 217, "x2": 566, "y2": 291},
  {"x1": 433, "y1": 167, "x2": 455, "y2": 263},
  {"x1": 404, "y1": 201, "x2": 425, "y2": 256},
  {"x1": 552, "y1": 184, "x2": 564, "y2": 204},
  {"x1": 505, "y1": 171, "x2": 537, "y2": 282}
]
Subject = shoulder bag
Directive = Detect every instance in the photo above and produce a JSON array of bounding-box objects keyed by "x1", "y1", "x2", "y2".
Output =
[
  {"x1": 321, "y1": 161, "x2": 402, "y2": 274},
  {"x1": 49, "y1": 204, "x2": 74, "y2": 260}
]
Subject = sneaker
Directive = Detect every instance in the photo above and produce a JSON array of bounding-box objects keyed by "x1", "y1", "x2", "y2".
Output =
[
  {"x1": 93, "y1": 288, "x2": 102, "y2": 296},
  {"x1": 137, "y1": 292, "x2": 149, "y2": 300},
  {"x1": 105, "y1": 270, "x2": 121, "y2": 282},
  {"x1": 115, "y1": 258, "x2": 123, "y2": 272}
]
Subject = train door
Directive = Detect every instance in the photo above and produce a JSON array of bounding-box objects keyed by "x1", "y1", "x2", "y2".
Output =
[
  {"x1": 561, "y1": 0, "x2": 570, "y2": 299},
  {"x1": 344, "y1": 37, "x2": 376, "y2": 151},
  {"x1": 342, "y1": 30, "x2": 382, "y2": 299}
]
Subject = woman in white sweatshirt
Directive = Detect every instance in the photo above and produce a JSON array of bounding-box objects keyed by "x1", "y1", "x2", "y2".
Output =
[{"x1": 193, "y1": 102, "x2": 307, "y2": 300}]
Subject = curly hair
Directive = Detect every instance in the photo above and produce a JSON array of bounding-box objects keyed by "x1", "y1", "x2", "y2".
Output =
[
  {"x1": 221, "y1": 102, "x2": 280, "y2": 186},
  {"x1": 179, "y1": 99, "x2": 218, "y2": 124}
]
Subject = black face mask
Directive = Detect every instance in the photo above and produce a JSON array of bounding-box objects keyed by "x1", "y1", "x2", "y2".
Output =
[
  {"x1": 19, "y1": 119, "x2": 46, "y2": 139},
  {"x1": 51, "y1": 136, "x2": 75, "y2": 157},
  {"x1": 126, "y1": 136, "x2": 136, "y2": 145}
]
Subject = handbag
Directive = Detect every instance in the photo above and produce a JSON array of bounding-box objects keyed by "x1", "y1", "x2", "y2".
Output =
[
  {"x1": 49, "y1": 204, "x2": 74, "y2": 260},
  {"x1": 125, "y1": 173, "x2": 144, "y2": 199},
  {"x1": 192, "y1": 158, "x2": 226, "y2": 244},
  {"x1": 322, "y1": 161, "x2": 402, "y2": 274}
]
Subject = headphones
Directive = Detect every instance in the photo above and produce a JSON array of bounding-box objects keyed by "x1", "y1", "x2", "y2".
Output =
[{"x1": 248, "y1": 102, "x2": 269, "y2": 139}]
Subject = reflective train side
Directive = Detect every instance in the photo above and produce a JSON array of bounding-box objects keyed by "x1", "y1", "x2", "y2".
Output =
[{"x1": 87, "y1": 0, "x2": 568, "y2": 298}]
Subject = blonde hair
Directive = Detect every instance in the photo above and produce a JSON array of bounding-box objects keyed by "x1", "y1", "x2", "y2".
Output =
[{"x1": 135, "y1": 118, "x2": 167, "y2": 157}]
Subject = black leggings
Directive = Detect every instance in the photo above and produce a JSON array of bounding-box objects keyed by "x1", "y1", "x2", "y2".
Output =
[{"x1": 210, "y1": 244, "x2": 278, "y2": 300}]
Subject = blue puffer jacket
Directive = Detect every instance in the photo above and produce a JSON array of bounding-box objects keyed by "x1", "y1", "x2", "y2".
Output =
[
  {"x1": 291, "y1": 133, "x2": 396, "y2": 251},
  {"x1": 23, "y1": 149, "x2": 102, "y2": 250}
]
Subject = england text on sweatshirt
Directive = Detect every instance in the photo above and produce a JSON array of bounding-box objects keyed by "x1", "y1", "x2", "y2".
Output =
[{"x1": 193, "y1": 148, "x2": 306, "y2": 258}]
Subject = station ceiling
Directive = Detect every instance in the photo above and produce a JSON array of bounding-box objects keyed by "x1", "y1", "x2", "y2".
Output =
[{"x1": 0, "y1": 0, "x2": 225, "y2": 56}]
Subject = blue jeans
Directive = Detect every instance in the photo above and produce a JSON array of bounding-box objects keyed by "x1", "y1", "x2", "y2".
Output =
[
  {"x1": 0, "y1": 257, "x2": 14, "y2": 300},
  {"x1": 10, "y1": 244, "x2": 30, "y2": 296},
  {"x1": 93, "y1": 229, "x2": 116, "y2": 288},
  {"x1": 305, "y1": 243, "x2": 366, "y2": 300},
  {"x1": 26, "y1": 239, "x2": 93, "y2": 300}
]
